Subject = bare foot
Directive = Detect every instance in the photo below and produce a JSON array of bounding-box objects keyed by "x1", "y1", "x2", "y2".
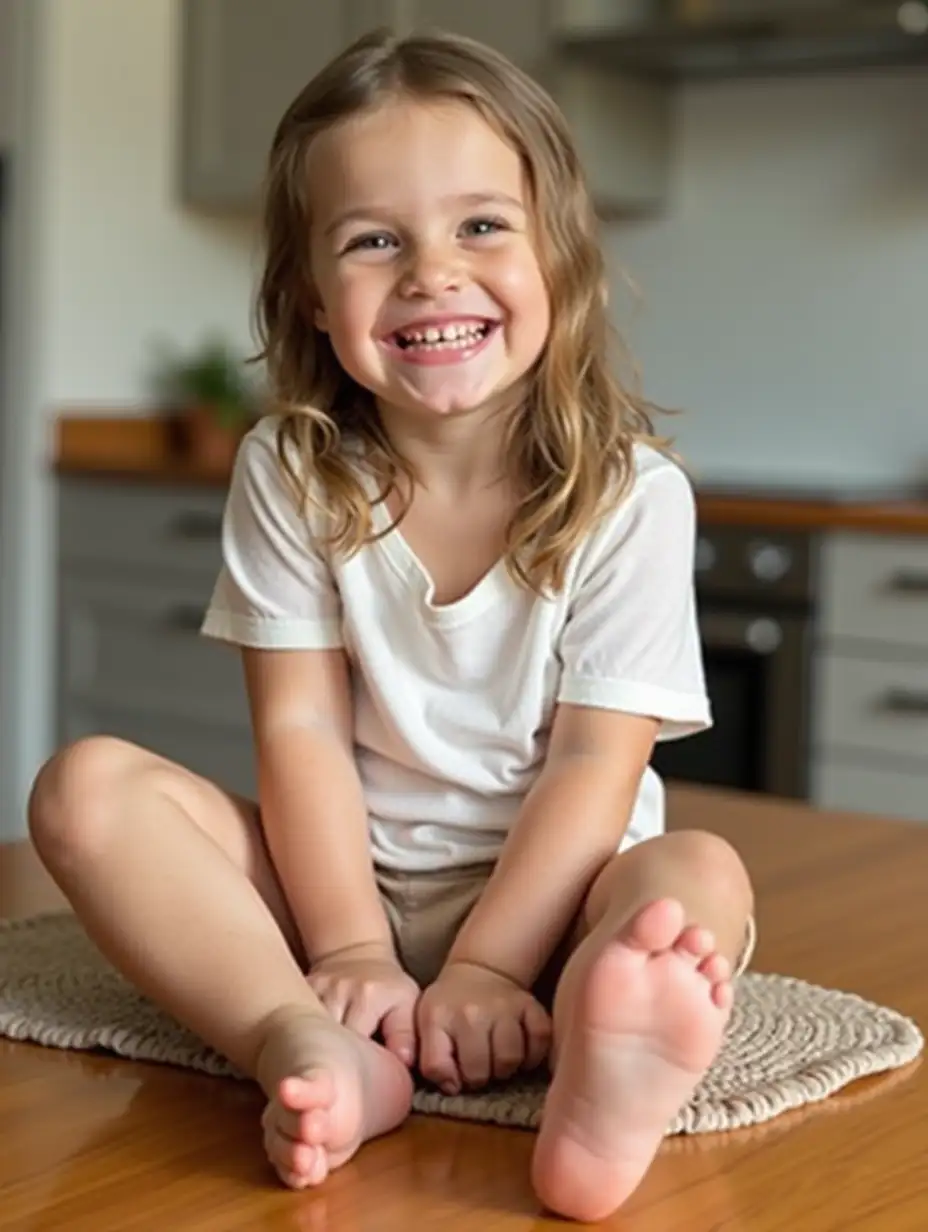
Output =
[
  {"x1": 532, "y1": 898, "x2": 733, "y2": 1223},
  {"x1": 255, "y1": 1009, "x2": 414, "y2": 1189}
]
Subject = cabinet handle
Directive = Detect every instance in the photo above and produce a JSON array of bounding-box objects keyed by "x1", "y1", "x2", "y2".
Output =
[
  {"x1": 166, "y1": 510, "x2": 223, "y2": 541},
  {"x1": 878, "y1": 688, "x2": 928, "y2": 716},
  {"x1": 163, "y1": 604, "x2": 205, "y2": 632},
  {"x1": 886, "y1": 569, "x2": 928, "y2": 596}
]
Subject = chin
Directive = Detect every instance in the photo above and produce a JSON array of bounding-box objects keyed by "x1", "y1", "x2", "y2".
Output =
[
  {"x1": 378, "y1": 386, "x2": 496, "y2": 420},
  {"x1": 421, "y1": 396, "x2": 486, "y2": 417}
]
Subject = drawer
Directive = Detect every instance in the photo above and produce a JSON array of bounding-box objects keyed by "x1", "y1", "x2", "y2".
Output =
[
  {"x1": 61, "y1": 702, "x2": 257, "y2": 800},
  {"x1": 815, "y1": 653, "x2": 928, "y2": 765},
  {"x1": 60, "y1": 574, "x2": 250, "y2": 728},
  {"x1": 59, "y1": 480, "x2": 226, "y2": 578},
  {"x1": 820, "y1": 534, "x2": 928, "y2": 652},
  {"x1": 813, "y1": 755, "x2": 928, "y2": 824}
]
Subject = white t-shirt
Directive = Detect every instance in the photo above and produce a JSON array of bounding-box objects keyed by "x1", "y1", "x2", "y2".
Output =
[{"x1": 201, "y1": 415, "x2": 711, "y2": 872}]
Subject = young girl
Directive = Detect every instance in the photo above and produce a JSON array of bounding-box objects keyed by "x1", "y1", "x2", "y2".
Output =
[{"x1": 29, "y1": 27, "x2": 754, "y2": 1223}]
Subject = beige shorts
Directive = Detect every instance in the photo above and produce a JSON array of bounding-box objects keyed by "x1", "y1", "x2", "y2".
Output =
[{"x1": 375, "y1": 864, "x2": 756, "y2": 996}]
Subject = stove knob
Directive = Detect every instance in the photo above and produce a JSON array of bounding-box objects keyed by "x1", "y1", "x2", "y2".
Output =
[
  {"x1": 748, "y1": 541, "x2": 792, "y2": 582},
  {"x1": 898, "y1": 2, "x2": 928, "y2": 36},
  {"x1": 746, "y1": 618, "x2": 783, "y2": 654},
  {"x1": 695, "y1": 536, "x2": 717, "y2": 574}
]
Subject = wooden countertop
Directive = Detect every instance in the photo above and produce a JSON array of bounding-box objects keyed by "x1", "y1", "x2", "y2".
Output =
[
  {"x1": 53, "y1": 414, "x2": 928, "y2": 535},
  {"x1": 1, "y1": 783, "x2": 926, "y2": 1230}
]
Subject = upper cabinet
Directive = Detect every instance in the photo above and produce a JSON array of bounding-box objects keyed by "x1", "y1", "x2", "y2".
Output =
[
  {"x1": 178, "y1": 0, "x2": 671, "y2": 217},
  {"x1": 179, "y1": 1, "x2": 366, "y2": 209}
]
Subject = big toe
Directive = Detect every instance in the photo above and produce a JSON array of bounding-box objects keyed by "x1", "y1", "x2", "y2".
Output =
[
  {"x1": 623, "y1": 898, "x2": 687, "y2": 954},
  {"x1": 278, "y1": 1067, "x2": 336, "y2": 1113}
]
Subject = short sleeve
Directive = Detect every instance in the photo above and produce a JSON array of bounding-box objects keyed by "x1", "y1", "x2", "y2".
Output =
[
  {"x1": 199, "y1": 419, "x2": 343, "y2": 650},
  {"x1": 556, "y1": 458, "x2": 711, "y2": 741}
]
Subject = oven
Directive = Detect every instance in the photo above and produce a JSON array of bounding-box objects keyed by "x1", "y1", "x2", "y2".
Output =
[{"x1": 651, "y1": 524, "x2": 816, "y2": 799}]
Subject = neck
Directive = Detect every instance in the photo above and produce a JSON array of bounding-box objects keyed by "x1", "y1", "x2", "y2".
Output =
[{"x1": 377, "y1": 398, "x2": 516, "y2": 494}]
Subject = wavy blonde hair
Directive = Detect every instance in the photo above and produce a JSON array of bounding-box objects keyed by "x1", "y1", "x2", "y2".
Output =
[{"x1": 254, "y1": 27, "x2": 668, "y2": 594}]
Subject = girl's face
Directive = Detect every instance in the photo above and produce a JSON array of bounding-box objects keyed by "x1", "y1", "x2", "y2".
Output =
[{"x1": 308, "y1": 97, "x2": 551, "y2": 422}]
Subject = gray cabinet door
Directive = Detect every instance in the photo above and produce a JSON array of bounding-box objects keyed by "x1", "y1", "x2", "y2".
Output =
[
  {"x1": 62, "y1": 700, "x2": 258, "y2": 799},
  {"x1": 58, "y1": 574, "x2": 250, "y2": 730},
  {"x1": 180, "y1": 0, "x2": 670, "y2": 216},
  {"x1": 400, "y1": 0, "x2": 548, "y2": 71},
  {"x1": 180, "y1": 0, "x2": 355, "y2": 210}
]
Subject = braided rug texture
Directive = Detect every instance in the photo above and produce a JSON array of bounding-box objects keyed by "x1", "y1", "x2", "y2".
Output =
[{"x1": 0, "y1": 912, "x2": 922, "y2": 1135}]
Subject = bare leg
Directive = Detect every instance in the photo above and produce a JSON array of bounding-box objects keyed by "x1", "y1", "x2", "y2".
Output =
[
  {"x1": 28, "y1": 736, "x2": 412, "y2": 1188},
  {"x1": 532, "y1": 830, "x2": 754, "y2": 1223}
]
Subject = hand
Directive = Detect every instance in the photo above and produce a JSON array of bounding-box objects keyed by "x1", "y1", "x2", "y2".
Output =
[
  {"x1": 307, "y1": 942, "x2": 420, "y2": 1067},
  {"x1": 416, "y1": 961, "x2": 552, "y2": 1094}
]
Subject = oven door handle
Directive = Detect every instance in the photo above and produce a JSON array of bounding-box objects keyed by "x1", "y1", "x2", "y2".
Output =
[{"x1": 700, "y1": 612, "x2": 784, "y2": 655}]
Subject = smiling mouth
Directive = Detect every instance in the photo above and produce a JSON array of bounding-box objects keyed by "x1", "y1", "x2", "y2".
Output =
[{"x1": 389, "y1": 319, "x2": 498, "y2": 353}]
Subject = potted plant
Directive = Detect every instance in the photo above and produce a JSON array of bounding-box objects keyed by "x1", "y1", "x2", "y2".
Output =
[{"x1": 152, "y1": 337, "x2": 259, "y2": 474}]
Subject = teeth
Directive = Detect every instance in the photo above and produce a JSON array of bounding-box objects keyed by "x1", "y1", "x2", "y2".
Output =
[{"x1": 395, "y1": 321, "x2": 491, "y2": 350}]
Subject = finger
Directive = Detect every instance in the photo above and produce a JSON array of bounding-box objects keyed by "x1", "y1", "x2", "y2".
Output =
[
  {"x1": 380, "y1": 1000, "x2": 418, "y2": 1067},
  {"x1": 490, "y1": 1016, "x2": 526, "y2": 1081},
  {"x1": 522, "y1": 1000, "x2": 553, "y2": 1071},
  {"x1": 418, "y1": 1024, "x2": 460, "y2": 1094},
  {"x1": 307, "y1": 979, "x2": 349, "y2": 1025},
  {"x1": 454, "y1": 1016, "x2": 493, "y2": 1090},
  {"x1": 343, "y1": 986, "x2": 386, "y2": 1040}
]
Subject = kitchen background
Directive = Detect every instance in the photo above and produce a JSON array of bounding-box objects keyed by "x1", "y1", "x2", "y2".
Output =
[{"x1": 0, "y1": 0, "x2": 926, "y2": 841}]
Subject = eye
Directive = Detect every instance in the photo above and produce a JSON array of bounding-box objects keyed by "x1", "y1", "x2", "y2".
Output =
[
  {"x1": 341, "y1": 232, "x2": 397, "y2": 255},
  {"x1": 460, "y1": 216, "x2": 509, "y2": 239}
]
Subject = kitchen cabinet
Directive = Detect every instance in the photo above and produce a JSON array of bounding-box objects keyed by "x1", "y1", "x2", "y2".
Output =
[
  {"x1": 57, "y1": 480, "x2": 256, "y2": 799},
  {"x1": 53, "y1": 470, "x2": 928, "y2": 826},
  {"x1": 179, "y1": 1, "x2": 368, "y2": 210},
  {"x1": 811, "y1": 533, "x2": 928, "y2": 824},
  {"x1": 179, "y1": 0, "x2": 670, "y2": 216}
]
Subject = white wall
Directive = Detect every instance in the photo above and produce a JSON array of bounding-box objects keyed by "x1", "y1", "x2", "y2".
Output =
[
  {"x1": 608, "y1": 71, "x2": 928, "y2": 487},
  {"x1": 0, "y1": 0, "x2": 16, "y2": 148},
  {"x1": 0, "y1": 0, "x2": 258, "y2": 840},
  {"x1": 44, "y1": 0, "x2": 259, "y2": 405}
]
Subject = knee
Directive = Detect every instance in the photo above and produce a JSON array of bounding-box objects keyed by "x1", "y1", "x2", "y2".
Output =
[
  {"x1": 28, "y1": 735, "x2": 142, "y2": 861},
  {"x1": 667, "y1": 829, "x2": 754, "y2": 916}
]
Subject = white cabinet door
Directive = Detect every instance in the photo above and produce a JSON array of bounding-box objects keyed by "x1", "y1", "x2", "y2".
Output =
[{"x1": 180, "y1": 0, "x2": 358, "y2": 210}]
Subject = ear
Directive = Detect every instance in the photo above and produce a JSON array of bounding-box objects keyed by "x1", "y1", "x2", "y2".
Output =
[{"x1": 314, "y1": 305, "x2": 329, "y2": 333}]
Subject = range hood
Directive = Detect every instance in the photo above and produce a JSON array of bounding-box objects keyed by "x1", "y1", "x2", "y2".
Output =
[{"x1": 557, "y1": 1, "x2": 928, "y2": 79}]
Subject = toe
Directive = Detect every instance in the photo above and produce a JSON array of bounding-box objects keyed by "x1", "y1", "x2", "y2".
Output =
[
  {"x1": 623, "y1": 898, "x2": 687, "y2": 954},
  {"x1": 305, "y1": 1145, "x2": 330, "y2": 1186},
  {"x1": 674, "y1": 926, "x2": 715, "y2": 962},
  {"x1": 274, "y1": 1103, "x2": 331, "y2": 1145},
  {"x1": 302, "y1": 1108, "x2": 329, "y2": 1145},
  {"x1": 278, "y1": 1067, "x2": 336, "y2": 1113},
  {"x1": 711, "y1": 981, "x2": 735, "y2": 1012},
  {"x1": 698, "y1": 953, "x2": 731, "y2": 985},
  {"x1": 266, "y1": 1126, "x2": 316, "y2": 1186}
]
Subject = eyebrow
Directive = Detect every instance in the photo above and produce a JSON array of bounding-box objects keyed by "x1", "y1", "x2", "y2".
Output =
[{"x1": 323, "y1": 192, "x2": 526, "y2": 237}]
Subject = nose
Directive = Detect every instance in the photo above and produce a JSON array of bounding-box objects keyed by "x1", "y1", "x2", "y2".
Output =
[{"x1": 398, "y1": 240, "x2": 463, "y2": 299}]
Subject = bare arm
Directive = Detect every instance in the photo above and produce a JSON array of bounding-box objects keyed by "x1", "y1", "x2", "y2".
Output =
[
  {"x1": 446, "y1": 704, "x2": 660, "y2": 988},
  {"x1": 243, "y1": 644, "x2": 393, "y2": 965}
]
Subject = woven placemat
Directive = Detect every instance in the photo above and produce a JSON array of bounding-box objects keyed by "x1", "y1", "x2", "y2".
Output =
[{"x1": 0, "y1": 912, "x2": 922, "y2": 1135}]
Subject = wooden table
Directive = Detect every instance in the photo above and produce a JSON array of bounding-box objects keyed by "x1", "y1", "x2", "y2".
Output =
[{"x1": 1, "y1": 784, "x2": 926, "y2": 1230}]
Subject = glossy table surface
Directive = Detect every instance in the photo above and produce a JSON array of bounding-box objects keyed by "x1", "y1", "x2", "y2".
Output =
[{"x1": 1, "y1": 784, "x2": 926, "y2": 1230}]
